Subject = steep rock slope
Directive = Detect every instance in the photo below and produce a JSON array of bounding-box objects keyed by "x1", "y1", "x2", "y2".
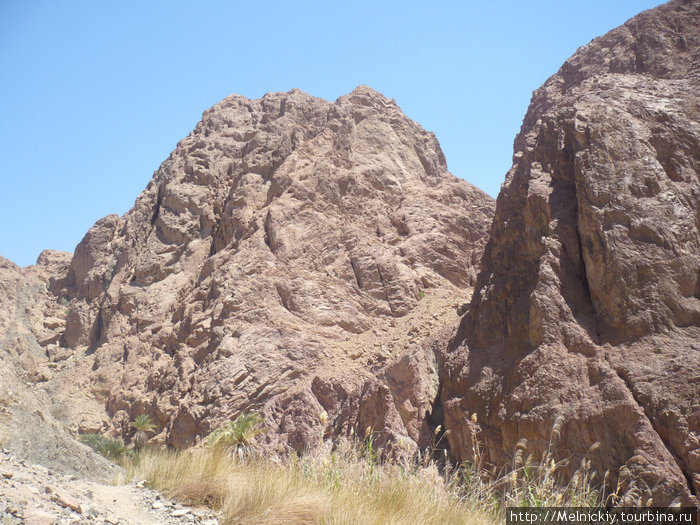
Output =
[
  {"x1": 441, "y1": 0, "x2": 700, "y2": 506},
  {"x1": 47, "y1": 86, "x2": 494, "y2": 452},
  {"x1": 0, "y1": 253, "x2": 114, "y2": 480}
]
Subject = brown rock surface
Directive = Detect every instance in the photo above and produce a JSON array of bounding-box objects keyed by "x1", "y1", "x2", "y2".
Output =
[
  {"x1": 441, "y1": 0, "x2": 700, "y2": 506},
  {"x1": 0, "y1": 252, "x2": 114, "y2": 480},
  {"x1": 42, "y1": 86, "x2": 494, "y2": 453}
]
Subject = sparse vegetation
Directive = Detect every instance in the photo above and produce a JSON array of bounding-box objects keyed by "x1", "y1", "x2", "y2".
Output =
[
  {"x1": 131, "y1": 414, "x2": 156, "y2": 451},
  {"x1": 79, "y1": 433, "x2": 126, "y2": 461},
  {"x1": 206, "y1": 412, "x2": 266, "y2": 459},
  {"x1": 120, "y1": 441, "x2": 497, "y2": 525},
  {"x1": 118, "y1": 414, "x2": 609, "y2": 525}
]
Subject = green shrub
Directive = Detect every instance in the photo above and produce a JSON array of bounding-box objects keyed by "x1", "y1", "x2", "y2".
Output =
[
  {"x1": 79, "y1": 433, "x2": 126, "y2": 461},
  {"x1": 207, "y1": 412, "x2": 266, "y2": 458},
  {"x1": 131, "y1": 414, "x2": 156, "y2": 450}
]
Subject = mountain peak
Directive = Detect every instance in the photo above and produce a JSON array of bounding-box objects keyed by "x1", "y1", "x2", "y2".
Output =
[{"x1": 38, "y1": 85, "x2": 494, "y2": 454}]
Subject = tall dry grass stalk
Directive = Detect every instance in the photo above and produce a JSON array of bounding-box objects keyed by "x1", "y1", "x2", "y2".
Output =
[
  {"x1": 454, "y1": 416, "x2": 607, "y2": 510},
  {"x1": 119, "y1": 425, "x2": 609, "y2": 525},
  {"x1": 120, "y1": 440, "x2": 497, "y2": 525}
]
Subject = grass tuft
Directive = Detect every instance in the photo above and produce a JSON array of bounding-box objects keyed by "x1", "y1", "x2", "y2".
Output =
[
  {"x1": 116, "y1": 421, "x2": 614, "y2": 525},
  {"x1": 79, "y1": 433, "x2": 126, "y2": 461},
  {"x1": 121, "y1": 441, "x2": 496, "y2": 524}
]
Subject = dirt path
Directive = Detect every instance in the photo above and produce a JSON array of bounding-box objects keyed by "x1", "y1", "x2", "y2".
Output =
[{"x1": 0, "y1": 449, "x2": 218, "y2": 525}]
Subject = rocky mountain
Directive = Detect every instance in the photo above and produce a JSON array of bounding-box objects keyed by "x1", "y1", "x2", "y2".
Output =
[
  {"x1": 440, "y1": 0, "x2": 699, "y2": 506},
  {"x1": 5, "y1": 86, "x2": 494, "y2": 456},
  {"x1": 1, "y1": 0, "x2": 698, "y2": 512}
]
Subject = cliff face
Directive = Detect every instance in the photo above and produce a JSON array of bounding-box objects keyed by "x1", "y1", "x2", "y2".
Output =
[
  {"x1": 42, "y1": 86, "x2": 494, "y2": 453},
  {"x1": 441, "y1": 0, "x2": 700, "y2": 506},
  {"x1": 2, "y1": 1, "x2": 697, "y2": 507},
  {"x1": 0, "y1": 252, "x2": 115, "y2": 479}
]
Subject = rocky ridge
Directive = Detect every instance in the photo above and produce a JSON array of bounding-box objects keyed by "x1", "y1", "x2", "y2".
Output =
[
  {"x1": 0, "y1": 252, "x2": 116, "y2": 481},
  {"x1": 440, "y1": 0, "x2": 700, "y2": 507},
  {"x1": 1, "y1": 0, "x2": 698, "y2": 515},
  {"x1": 5, "y1": 86, "x2": 494, "y2": 458}
]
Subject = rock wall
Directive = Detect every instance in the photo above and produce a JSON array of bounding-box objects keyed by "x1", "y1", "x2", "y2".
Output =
[
  {"x1": 44, "y1": 86, "x2": 494, "y2": 454},
  {"x1": 0, "y1": 253, "x2": 115, "y2": 480},
  {"x1": 441, "y1": 0, "x2": 700, "y2": 506}
]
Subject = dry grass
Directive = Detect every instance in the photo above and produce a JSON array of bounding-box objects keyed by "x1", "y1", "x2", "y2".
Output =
[
  {"x1": 118, "y1": 426, "x2": 612, "y2": 525},
  {"x1": 452, "y1": 418, "x2": 607, "y2": 510},
  {"x1": 119, "y1": 440, "x2": 499, "y2": 525}
]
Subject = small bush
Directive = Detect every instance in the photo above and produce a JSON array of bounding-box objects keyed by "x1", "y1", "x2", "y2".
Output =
[
  {"x1": 207, "y1": 412, "x2": 266, "y2": 459},
  {"x1": 131, "y1": 414, "x2": 156, "y2": 450},
  {"x1": 79, "y1": 433, "x2": 126, "y2": 461}
]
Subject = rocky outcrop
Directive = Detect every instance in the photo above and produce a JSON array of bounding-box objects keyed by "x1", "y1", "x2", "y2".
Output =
[
  {"x1": 441, "y1": 0, "x2": 700, "y2": 506},
  {"x1": 0, "y1": 252, "x2": 114, "y2": 481},
  {"x1": 43, "y1": 86, "x2": 494, "y2": 453}
]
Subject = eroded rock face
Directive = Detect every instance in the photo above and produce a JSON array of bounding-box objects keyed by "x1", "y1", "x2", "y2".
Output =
[
  {"x1": 47, "y1": 86, "x2": 494, "y2": 453},
  {"x1": 0, "y1": 252, "x2": 114, "y2": 480},
  {"x1": 441, "y1": 0, "x2": 700, "y2": 506}
]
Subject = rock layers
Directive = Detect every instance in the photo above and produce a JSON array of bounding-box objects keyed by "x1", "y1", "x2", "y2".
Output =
[
  {"x1": 1, "y1": 0, "x2": 698, "y2": 509},
  {"x1": 441, "y1": 0, "x2": 700, "y2": 506},
  {"x1": 35, "y1": 86, "x2": 494, "y2": 454}
]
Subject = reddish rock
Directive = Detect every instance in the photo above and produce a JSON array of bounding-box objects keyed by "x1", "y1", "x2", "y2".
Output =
[
  {"x1": 52, "y1": 491, "x2": 82, "y2": 513},
  {"x1": 441, "y1": 0, "x2": 700, "y2": 506},
  {"x1": 46, "y1": 86, "x2": 494, "y2": 453}
]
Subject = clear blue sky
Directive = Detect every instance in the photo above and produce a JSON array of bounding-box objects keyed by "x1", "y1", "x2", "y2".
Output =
[{"x1": 1, "y1": 0, "x2": 664, "y2": 267}]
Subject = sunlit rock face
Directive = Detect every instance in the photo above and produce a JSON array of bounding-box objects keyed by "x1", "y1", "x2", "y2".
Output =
[
  {"x1": 441, "y1": 0, "x2": 700, "y2": 506},
  {"x1": 46, "y1": 86, "x2": 494, "y2": 454}
]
